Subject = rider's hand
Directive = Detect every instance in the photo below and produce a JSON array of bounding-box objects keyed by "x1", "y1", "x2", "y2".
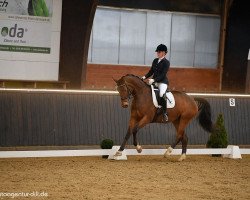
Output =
[
  {"x1": 141, "y1": 76, "x2": 146, "y2": 80},
  {"x1": 148, "y1": 79, "x2": 155, "y2": 85}
]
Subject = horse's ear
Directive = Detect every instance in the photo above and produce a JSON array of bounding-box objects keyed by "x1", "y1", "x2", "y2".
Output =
[{"x1": 112, "y1": 78, "x2": 118, "y2": 83}]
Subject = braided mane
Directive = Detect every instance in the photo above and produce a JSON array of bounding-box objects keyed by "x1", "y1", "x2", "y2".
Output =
[{"x1": 122, "y1": 74, "x2": 149, "y2": 87}]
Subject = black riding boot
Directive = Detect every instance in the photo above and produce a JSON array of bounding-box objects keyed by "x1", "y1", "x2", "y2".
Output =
[{"x1": 160, "y1": 96, "x2": 168, "y2": 122}]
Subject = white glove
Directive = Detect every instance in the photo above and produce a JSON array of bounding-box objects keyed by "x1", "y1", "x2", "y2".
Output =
[
  {"x1": 141, "y1": 76, "x2": 146, "y2": 80},
  {"x1": 148, "y1": 79, "x2": 155, "y2": 85}
]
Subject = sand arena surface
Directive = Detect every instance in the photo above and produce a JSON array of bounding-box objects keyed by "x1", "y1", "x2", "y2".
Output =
[{"x1": 0, "y1": 155, "x2": 249, "y2": 200}]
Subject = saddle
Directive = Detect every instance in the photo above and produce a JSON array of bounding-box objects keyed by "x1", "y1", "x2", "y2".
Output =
[{"x1": 151, "y1": 85, "x2": 175, "y2": 109}]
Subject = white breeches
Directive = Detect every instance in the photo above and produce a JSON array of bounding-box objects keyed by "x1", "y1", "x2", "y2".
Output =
[{"x1": 157, "y1": 83, "x2": 168, "y2": 97}]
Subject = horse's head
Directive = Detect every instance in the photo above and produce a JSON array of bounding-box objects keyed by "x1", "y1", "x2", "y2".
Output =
[
  {"x1": 113, "y1": 77, "x2": 132, "y2": 108},
  {"x1": 114, "y1": 74, "x2": 148, "y2": 108}
]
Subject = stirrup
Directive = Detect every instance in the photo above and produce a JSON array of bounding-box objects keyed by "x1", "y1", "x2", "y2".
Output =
[{"x1": 163, "y1": 113, "x2": 168, "y2": 122}]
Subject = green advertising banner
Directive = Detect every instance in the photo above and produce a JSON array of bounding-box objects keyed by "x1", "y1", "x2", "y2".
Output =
[{"x1": 0, "y1": 0, "x2": 53, "y2": 54}]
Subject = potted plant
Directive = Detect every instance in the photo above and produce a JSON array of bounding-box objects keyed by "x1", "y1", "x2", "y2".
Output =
[
  {"x1": 206, "y1": 113, "x2": 228, "y2": 157},
  {"x1": 100, "y1": 138, "x2": 114, "y2": 158}
]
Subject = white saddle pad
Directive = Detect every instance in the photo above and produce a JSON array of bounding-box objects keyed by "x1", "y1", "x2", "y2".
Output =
[{"x1": 151, "y1": 85, "x2": 175, "y2": 108}]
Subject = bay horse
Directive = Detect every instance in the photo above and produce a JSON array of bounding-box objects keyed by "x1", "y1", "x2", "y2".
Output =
[{"x1": 114, "y1": 74, "x2": 213, "y2": 161}]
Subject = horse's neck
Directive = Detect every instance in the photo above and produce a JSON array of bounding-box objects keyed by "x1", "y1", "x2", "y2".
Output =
[{"x1": 126, "y1": 78, "x2": 150, "y2": 97}]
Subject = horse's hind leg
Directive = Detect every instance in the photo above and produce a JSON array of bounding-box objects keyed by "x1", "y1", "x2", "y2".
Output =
[
  {"x1": 179, "y1": 134, "x2": 188, "y2": 161},
  {"x1": 164, "y1": 117, "x2": 189, "y2": 161},
  {"x1": 164, "y1": 118, "x2": 181, "y2": 156}
]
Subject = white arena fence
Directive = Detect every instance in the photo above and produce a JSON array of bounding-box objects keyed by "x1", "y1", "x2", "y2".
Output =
[{"x1": 0, "y1": 145, "x2": 249, "y2": 160}]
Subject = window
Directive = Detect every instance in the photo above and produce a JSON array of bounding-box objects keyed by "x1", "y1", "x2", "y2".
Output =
[
  {"x1": 88, "y1": 7, "x2": 221, "y2": 68},
  {"x1": 194, "y1": 16, "x2": 221, "y2": 67},
  {"x1": 90, "y1": 9, "x2": 120, "y2": 64},
  {"x1": 145, "y1": 12, "x2": 171, "y2": 65},
  {"x1": 119, "y1": 10, "x2": 146, "y2": 65},
  {"x1": 170, "y1": 14, "x2": 196, "y2": 67}
]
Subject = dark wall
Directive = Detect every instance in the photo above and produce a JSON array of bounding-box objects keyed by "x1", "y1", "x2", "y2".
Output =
[
  {"x1": 99, "y1": 0, "x2": 222, "y2": 14},
  {"x1": 222, "y1": 0, "x2": 250, "y2": 93},
  {"x1": 59, "y1": 0, "x2": 97, "y2": 89},
  {"x1": 0, "y1": 91, "x2": 249, "y2": 146},
  {"x1": 246, "y1": 60, "x2": 250, "y2": 93}
]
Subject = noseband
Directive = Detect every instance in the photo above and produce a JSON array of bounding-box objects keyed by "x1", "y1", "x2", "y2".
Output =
[{"x1": 116, "y1": 83, "x2": 133, "y2": 101}]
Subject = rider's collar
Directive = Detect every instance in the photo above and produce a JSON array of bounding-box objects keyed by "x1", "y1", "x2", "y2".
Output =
[{"x1": 158, "y1": 56, "x2": 165, "y2": 63}]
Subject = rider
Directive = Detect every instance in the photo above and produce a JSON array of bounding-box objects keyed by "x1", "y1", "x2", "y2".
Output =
[{"x1": 141, "y1": 44, "x2": 170, "y2": 122}]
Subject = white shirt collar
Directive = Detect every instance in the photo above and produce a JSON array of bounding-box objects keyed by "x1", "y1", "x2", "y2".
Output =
[{"x1": 158, "y1": 56, "x2": 165, "y2": 63}]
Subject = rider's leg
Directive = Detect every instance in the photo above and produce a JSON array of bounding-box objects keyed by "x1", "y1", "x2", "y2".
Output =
[
  {"x1": 158, "y1": 83, "x2": 168, "y2": 97},
  {"x1": 158, "y1": 83, "x2": 168, "y2": 121},
  {"x1": 160, "y1": 97, "x2": 168, "y2": 121}
]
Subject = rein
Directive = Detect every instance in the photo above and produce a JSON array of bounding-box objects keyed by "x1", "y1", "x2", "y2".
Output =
[{"x1": 116, "y1": 83, "x2": 133, "y2": 100}]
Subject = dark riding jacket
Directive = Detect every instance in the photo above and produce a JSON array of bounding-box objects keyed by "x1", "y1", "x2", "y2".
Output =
[{"x1": 145, "y1": 58, "x2": 170, "y2": 85}]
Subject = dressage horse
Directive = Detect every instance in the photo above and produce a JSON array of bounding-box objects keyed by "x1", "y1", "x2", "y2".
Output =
[{"x1": 114, "y1": 74, "x2": 213, "y2": 161}]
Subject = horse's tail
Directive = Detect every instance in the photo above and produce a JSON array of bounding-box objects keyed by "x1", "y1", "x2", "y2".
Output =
[{"x1": 194, "y1": 97, "x2": 213, "y2": 133}]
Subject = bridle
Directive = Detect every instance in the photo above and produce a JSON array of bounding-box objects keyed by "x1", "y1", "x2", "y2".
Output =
[{"x1": 116, "y1": 83, "x2": 133, "y2": 101}]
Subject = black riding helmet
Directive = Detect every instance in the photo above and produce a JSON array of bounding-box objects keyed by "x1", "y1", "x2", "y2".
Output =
[{"x1": 155, "y1": 44, "x2": 168, "y2": 53}]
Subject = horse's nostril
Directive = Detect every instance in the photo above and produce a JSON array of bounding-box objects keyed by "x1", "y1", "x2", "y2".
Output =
[{"x1": 122, "y1": 102, "x2": 129, "y2": 108}]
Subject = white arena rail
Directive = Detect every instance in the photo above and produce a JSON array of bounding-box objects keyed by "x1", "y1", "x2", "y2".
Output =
[{"x1": 0, "y1": 145, "x2": 249, "y2": 160}]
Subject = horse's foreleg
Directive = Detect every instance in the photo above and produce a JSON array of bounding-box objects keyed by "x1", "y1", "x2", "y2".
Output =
[
  {"x1": 132, "y1": 125, "x2": 142, "y2": 153},
  {"x1": 115, "y1": 120, "x2": 137, "y2": 156},
  {"x1": 181, "y1": 134, "x2": 188, "y2": 154},
  {"x1": 117, "y1": 126, "x2": 142, "y2": 154},
  {"x1": 118, "y1": 127, "x2": 132, "y2": 152},
  {"x1": 115, "y1": 116, "x2": 150, "y2": 157},
  {"x1": 114, "y1": 127, "x2": 132, "y2": 157},
  {"x1": 133, "y1": 116, "x2": 151, "y2": 153},
  {"x1": 115, "y1": 119, "x2": 137, "y2": 157},
  {"x1": 132, "y1": 125, "x2": 139, "y2": 146}
]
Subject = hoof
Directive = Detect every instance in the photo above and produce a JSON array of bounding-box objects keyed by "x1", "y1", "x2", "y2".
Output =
[
  {"x1": 112, "y1": 150, "x2": 127, "y2": 160},
  {"x1": 114, "y1": 151, "x2": 122, "y2": 157},
  {"x1": 164, "y1": 147, "x2": 173, "y2": 158},
  {"x1": 178, "y1": 154, "x2": 186, "y2": 162},
  {"x1": 136, "y1": 145, "x2": 142, "y2": 153}
]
